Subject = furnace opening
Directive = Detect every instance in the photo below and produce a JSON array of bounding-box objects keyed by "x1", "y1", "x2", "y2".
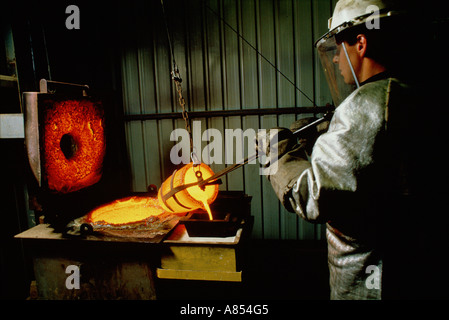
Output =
[{"x1": 60, "y1": 133, "x2": 78, "y2": 160}]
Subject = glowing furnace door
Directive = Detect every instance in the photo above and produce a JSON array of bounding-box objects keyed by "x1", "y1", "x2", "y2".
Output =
[{"x1": 24, "y1": 92, "x2": 106, "y2": 194}]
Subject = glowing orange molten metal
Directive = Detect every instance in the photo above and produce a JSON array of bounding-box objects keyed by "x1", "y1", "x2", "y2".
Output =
[
  {"x1": 87, "y1": 196, "x2": 165, "y2": 225},
  {"x1": 158, "y1": 163, "x2": 219, "y2": 220},
  {"x1": 42, "y1": 99, "x2": 106, "y2": 193}
]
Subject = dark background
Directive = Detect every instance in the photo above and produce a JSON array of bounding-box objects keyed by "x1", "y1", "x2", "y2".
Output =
[{"x1": 1, "y1": 0, "x2": 449, "y2": 300}]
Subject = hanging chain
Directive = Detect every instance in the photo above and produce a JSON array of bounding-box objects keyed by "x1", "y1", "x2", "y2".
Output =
[
  {"x1": 172, "y1": 68, "x2": 192, "y2": 153},
  {"x1": 172, "y1": 66, "x2": 201, "y2": 167},
  {"x1": 161, "y1": 0, "x2": 199, "y2": 166}
]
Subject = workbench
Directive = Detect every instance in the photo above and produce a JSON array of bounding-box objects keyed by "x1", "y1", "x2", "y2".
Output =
[{"x1": 15, "y1": 219, "x2": 247, "y2": 299}]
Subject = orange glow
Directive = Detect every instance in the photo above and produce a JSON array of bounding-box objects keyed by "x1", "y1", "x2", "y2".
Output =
[
  {"x1": 42, "y1": 99, "x2": 106, "y2": 193},
  {"x1": 158, "y1": 163, "x2": 218, "y2": 220},
  {"x1": 203, "y1": 202, "x2": 213, "y2": 221},
  {"x1": 87, "y1": 196, "x2": 165, "y2": 226}
]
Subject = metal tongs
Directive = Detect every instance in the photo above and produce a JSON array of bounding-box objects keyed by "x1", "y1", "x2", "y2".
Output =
[{"x1": 161, "y1": 112, "x2": 333, "y2": 200}]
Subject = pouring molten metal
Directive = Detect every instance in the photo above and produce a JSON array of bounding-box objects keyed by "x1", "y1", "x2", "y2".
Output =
[
  {"x1": 158, "y1": 163, "x2": 219, "y2": 220},
  {"x1": 80, "y1": 163, "x2": 218, "y2": 234}
]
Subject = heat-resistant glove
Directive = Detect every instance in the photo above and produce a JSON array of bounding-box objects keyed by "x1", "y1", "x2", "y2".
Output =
[
  {"x1": 256, "y1": 128, "x2": 310, "y2": 212},
  {"x1": 255, "y1": 127, "x2": 295, "y2": 161},
  {"x1": 289, "y1": 117, "x2": 330, "y2": 155},
  {"x1": 256, "y1": 117, "x2": 329, "y2": 212}
]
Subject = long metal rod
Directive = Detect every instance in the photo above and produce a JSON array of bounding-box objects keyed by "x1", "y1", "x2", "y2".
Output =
[
  {"x1": 196, "y1": 112, "x2": 333, "y2": 187},
  {"x1": 39, "y1": 79, "x2": 89, "y2": 94},
  {"x1": 161, "y1": 112, "x2": 333, "y2": 201},
  {"x1": 124, "y1": 106, "x2": 334, "y2": 121}
]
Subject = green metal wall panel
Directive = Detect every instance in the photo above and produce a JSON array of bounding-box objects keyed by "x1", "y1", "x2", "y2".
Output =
[{"x1": 119, "y1": 0, "x2": 335, "y2": 240}]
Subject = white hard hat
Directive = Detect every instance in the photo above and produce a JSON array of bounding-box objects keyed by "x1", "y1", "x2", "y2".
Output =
[
  {"x1": 314, "y1": 0, "x2": 404, "y2": 106},
  {"x1": 323, "y1": 0, "x2": 402, "y2": 42}
]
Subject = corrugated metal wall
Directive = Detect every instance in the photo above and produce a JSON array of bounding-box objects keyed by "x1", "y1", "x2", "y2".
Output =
[{"x1": 119, "y1": 0, "x2": 337, "y2": 240}]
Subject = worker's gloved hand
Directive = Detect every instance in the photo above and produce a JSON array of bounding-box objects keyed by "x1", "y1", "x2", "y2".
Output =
[
  {"x1": 255, "y1": 127, "x2": 295, "y2": 160},
  {"x1": 290, "y1": 117, "x2": 330, "y2": 155},
  {"x1": 256, "y1": 128, "x2": 310, "y2": 212},
  {"x1": 255, "y1": 116, "x2": 330, "y2": 211}
]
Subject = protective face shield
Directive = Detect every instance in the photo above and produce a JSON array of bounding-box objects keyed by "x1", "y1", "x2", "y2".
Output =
[
  {"x1": 316, "y1": 35, "x2": 359, "y2": 107},
  {"x1": 315, "y1": 0, "x2": 402, "y2": 106}
]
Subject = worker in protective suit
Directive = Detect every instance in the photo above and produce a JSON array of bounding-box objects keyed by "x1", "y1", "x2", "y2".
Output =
[{"x1": 258, "y1": 0, "x2": 447, "y2": 299}]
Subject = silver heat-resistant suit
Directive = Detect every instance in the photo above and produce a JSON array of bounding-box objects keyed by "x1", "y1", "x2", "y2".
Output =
[{"x1": 267, "y1": 75, "x2": 422, "y2": 299}]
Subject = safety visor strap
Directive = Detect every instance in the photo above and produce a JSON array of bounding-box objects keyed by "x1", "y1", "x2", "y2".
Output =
[{"x1": 341, "y1": 42, "x2": 360, "y2": 89}]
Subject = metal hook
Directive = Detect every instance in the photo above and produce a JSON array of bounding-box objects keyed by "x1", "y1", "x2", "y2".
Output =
[{"x1": 191, "y1": 150, "x2": 201, "y2": 166}]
